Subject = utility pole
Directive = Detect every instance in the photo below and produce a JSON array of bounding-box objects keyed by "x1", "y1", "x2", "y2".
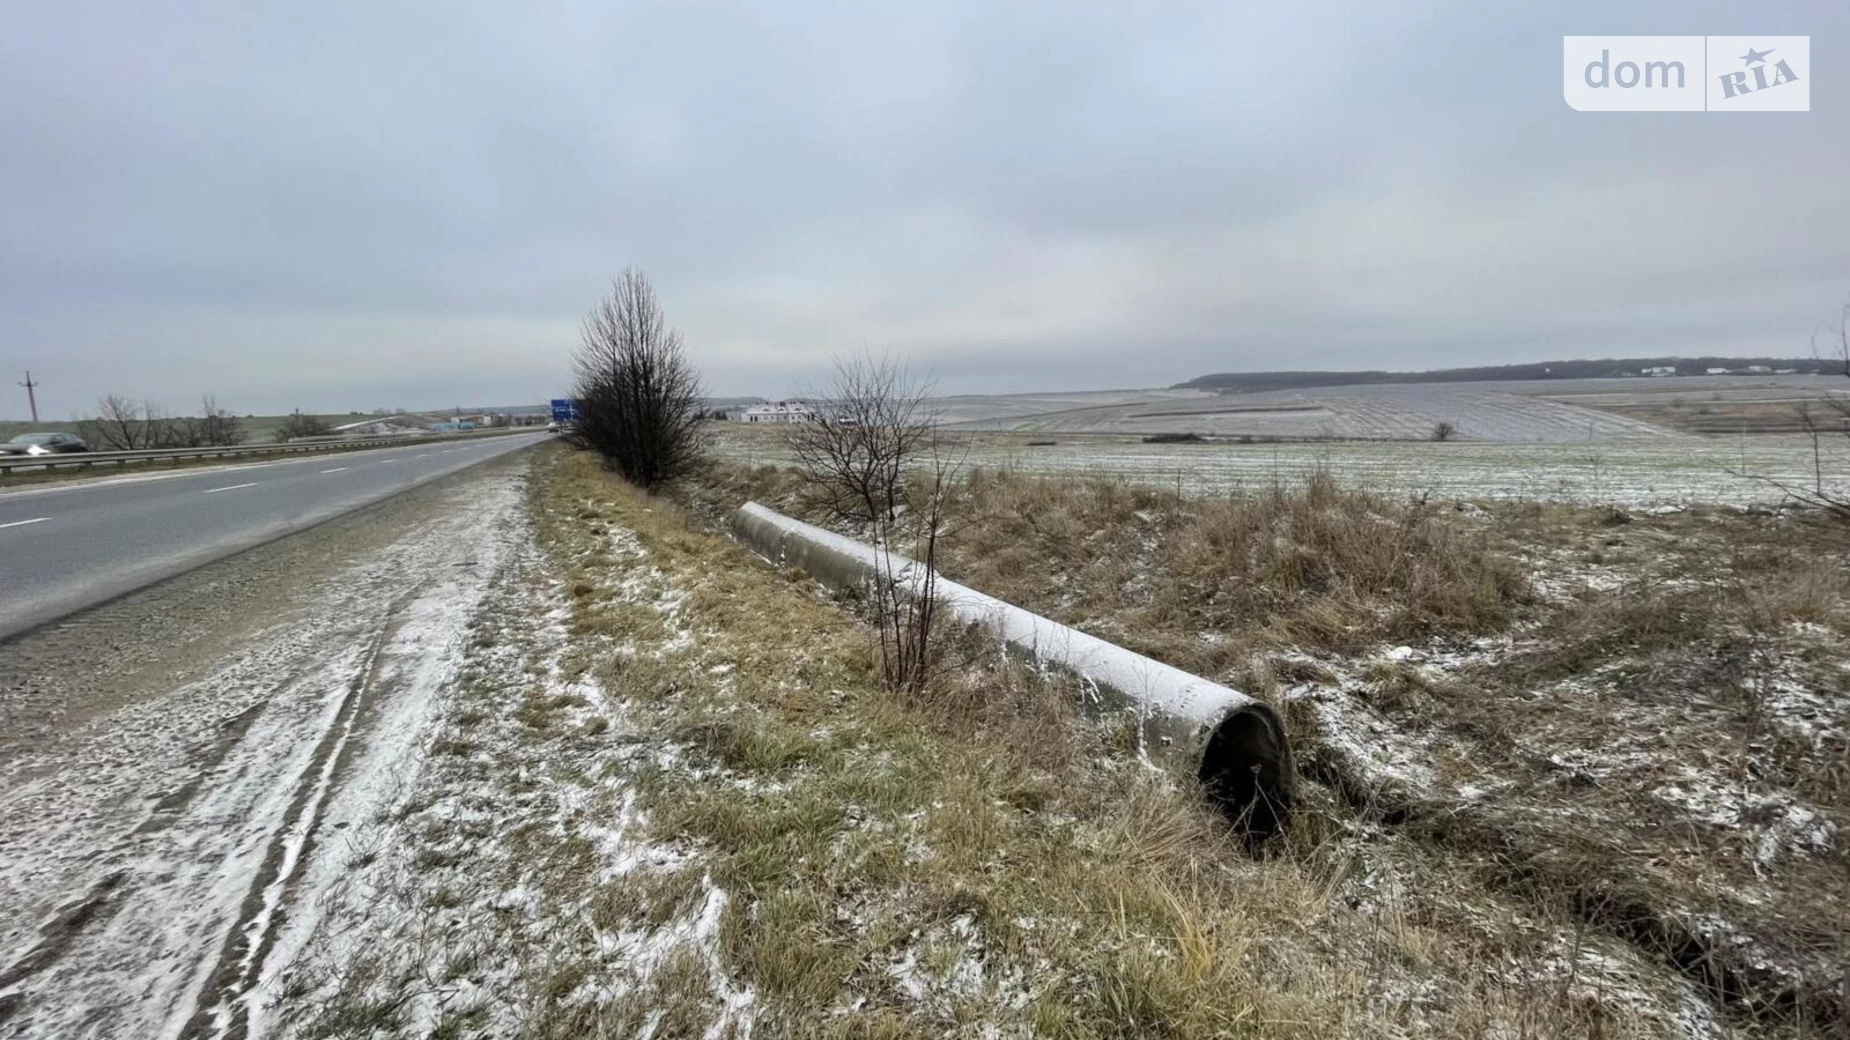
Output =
[{"x1": 18, "y1": 370, "x2": 39, "y2": 423}]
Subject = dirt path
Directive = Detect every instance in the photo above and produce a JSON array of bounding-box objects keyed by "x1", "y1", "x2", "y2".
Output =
[{"x1": 0, "y1": 457, "x2": 530, "y2": 1039}]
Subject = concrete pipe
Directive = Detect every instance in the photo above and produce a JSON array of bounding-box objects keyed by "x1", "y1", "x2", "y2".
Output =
[{"x1": 729, "y1": 502, "x2": 1295, "y2": 838}]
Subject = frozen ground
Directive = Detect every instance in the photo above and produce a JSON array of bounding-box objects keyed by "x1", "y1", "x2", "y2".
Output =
[
  {"x1": 0, "y1": 453, "x2": 746, "y2": 1039},
  {"x1": 947, "y1": 384, "x2": 1682, "y2": 442},
  {"x1": 1275, "y1": 556, "x2": 1850, "y2": 1023},
  {"x1": 927, "y1": 387, "x2": 1214, "y2": 425},
  {"x1": 267, "y1": 511, "x2": 749, "y2": 1038},
  {"x1": 714, "y1": 427, "x2": 1850, "y2": 507},
  {"x1": 698, "y1": 455, "x2": 1850, "y2": 1033},
  {"x1": 0, "y1": 468, "x2": 528, "y2": 1039},
  {"x1": 973, "y1": 437, "x2": 1850, "y2": 506},
  {"x1": 928, "y1": 376, "x2": 1850, "y2": 443},
  {"x1": 1517, "y1": 374, "x2": 1848, "y2": 407}
]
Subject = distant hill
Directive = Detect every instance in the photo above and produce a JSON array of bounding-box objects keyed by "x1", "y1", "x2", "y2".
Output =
[{"x1": 1176, "y1": 358, "x2": 1836, "y2": 393}]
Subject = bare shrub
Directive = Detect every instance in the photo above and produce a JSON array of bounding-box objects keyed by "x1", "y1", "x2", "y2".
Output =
[
  {"x1": 1809, "y1": 298, "x2": 1850, "y2": 516},
  {"x1": 786, "y1": 352, "x2": 962, "y2": 696},
  {"x1": 571, "y1": 269, "x2": 706, "y2": 491},
  {"x1": 1820, "y1": 295, "x2": 1850, "y2": 386},
  {"x1": 1433, "y1": 420, "x2": 1457, "y2": 441},
  {"x1": 194, "y1": 395, "x2": 246, "y2": 446},
  {"x1": 786, "y1": 353, "x2": 935, "y2": 526},
  {"x1": 275, "y1": 409, "x2": 333, "y2": 442},
  {"x1": 869, "y1": 450, "x2": 960, "y2": 698},
  {"x1": 1747, "y1": 295, "x2": 1850, "y2": 518},
  {"x1": 158, "y1": 395, "x2": 247, "y2": 448}
]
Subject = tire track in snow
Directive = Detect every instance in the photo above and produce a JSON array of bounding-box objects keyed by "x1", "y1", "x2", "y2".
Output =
[
  {"x1": 0, "y1": 462, "x2": 528, "y2": 1040},
  {"x1": 0, "y1": 638, "x2": 382, "y2": 1040},
  {"x1": 0, "y1": 703, "x2": 267, "y2": 1021},
  {"x1": 182, "y1": 605, "x2": 405, "y2": 1040}
]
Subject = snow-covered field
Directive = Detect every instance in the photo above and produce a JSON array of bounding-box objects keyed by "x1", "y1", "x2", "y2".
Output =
[
  {"x1": 930, "y1": 376, "x2": 1849, "y2": 443},
  {"x1": 970, "y1": 437, "x2": 1850, "y2": 506},
  {"x1": 947, "y1": 384, "x2": 1680, "y2": 442},
  {"x1": 1523, "y1": 374, "x2": 1848, "y2": 407},
  {"x1": 714, "y1": 428, "x2": 1850, "y2": 507},
  {"x1": 928, "y1": 387, "x2": 1214, "y2": 425}
]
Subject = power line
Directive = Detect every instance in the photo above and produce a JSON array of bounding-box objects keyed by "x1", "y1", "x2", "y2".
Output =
[{"x1": 18, "y1": 370, "x2": 40, "y2": 423}]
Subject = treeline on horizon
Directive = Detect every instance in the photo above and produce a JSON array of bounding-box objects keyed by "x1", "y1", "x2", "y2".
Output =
[{"x1": 1175, "y1": 357, "x2": 1836, "y2": 393}]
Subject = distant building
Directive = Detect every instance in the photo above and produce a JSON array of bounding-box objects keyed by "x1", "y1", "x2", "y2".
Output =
[
  {"x1": 740, "y1": 400, "x2": 815, "y2": 424},
  {"x1": 1704, "y1": 367, "x2": 1731, "y2": 375},
  {"x1": 1642, "y1": 365, "x2": 1678, "y2": 377},
  {"x1": 1743, "y1": 365, "x2": 1772, "y2": 374}
]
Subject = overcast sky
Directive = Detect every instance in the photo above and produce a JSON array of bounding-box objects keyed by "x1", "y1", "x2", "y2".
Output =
[{"x1": 2, "y1": 1, "x2": 1844, "y2": 417}]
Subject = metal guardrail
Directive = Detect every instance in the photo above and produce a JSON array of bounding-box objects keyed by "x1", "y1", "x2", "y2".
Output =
[{"x1": 0, "y1": 427, "x2": 545, "y2": 477}]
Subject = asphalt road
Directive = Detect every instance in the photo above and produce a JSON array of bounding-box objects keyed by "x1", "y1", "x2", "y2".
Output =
[{"x1": 0, "y1": 432, "x2": 549, "y2": 640}]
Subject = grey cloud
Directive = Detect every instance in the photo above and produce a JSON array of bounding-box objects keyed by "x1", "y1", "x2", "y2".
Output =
[{"x1": 2, "y1": 0, "x2": 1845, "y2": 415}]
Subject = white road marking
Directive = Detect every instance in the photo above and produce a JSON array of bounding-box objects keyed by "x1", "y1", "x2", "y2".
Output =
[
  {"x1": 378, "y1": 459, "x2": 401, "y2": 465},
  {"x1": 415, "y1": 453, "x2": 430, "y2": 458},
  {"x1": 203, "y1": 482, "x2": 259, "y2": 494},
  {"x1": 0, "y1": 516, "x2": 50, "y2": 530},
  {"x1": 320, "y1": 467, "x2": 350, "y2": 474}
]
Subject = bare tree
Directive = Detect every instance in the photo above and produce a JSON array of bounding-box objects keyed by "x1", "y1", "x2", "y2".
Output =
[
  {"x1": 82, "y1": 395, "x2": 150, "y2": 450},
  {"x1": 571, "y1": 268, "x2": 707, "y2": 490},
  {"x1": 1432, "y1": 420, "x2": 1458, "y2": 442},
  {"x1": 787, "y1": 353, "x2": 937, "y2": 527},
  {"x1": 77, "y1": 394, "x2": 247, "y2": 450}
]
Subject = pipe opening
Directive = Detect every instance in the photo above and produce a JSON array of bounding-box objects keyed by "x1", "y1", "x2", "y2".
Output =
[{"x1": 1198, "y1": 706, "x2": 1295, "y2": 842}]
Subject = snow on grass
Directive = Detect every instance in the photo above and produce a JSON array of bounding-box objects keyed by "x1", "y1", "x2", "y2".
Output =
[
  {"x1": 713, "y1": 426, "x2": 1850, "y2": 507},
  {"x1": 1264, "y1": 598, "x2": 1848, "y2": 1023},
  {"x1": 268, "y1": 511, "x2": 753, "y2": 1040},
  {"x1": 958, "y1": 437, "x2": 1850, "y2": 507},
  {"x1": 1304, "y1": 631, "x2": 1844, "y2": 867}
]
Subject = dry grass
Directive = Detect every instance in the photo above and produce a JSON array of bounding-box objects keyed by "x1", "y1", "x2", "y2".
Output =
[
  {"x1": 282, "y1": 442, "x2": 1841, "y2": 1037},
  {"x1": 495, "y1": 446, "x2": 1741, "y2": 1038},
  {"x1": 942, "y1": 467, "x2": 1525, "y2": 659},
  {"x1": 701, "y1": 462, "x2": 1527, "y2": 671},
  {"x1": 684, "y1": 455, "x2": 1850, "y2": 1036}
]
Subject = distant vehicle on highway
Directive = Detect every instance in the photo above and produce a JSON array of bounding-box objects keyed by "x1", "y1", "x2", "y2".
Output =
[{"x1": 0, "y1": 432, "x2": 89, "y2": 456}]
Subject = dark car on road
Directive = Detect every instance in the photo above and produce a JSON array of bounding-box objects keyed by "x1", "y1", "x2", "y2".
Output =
[{"x1": 0, "y1": 432, "x2": 90, "y2": 456}]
